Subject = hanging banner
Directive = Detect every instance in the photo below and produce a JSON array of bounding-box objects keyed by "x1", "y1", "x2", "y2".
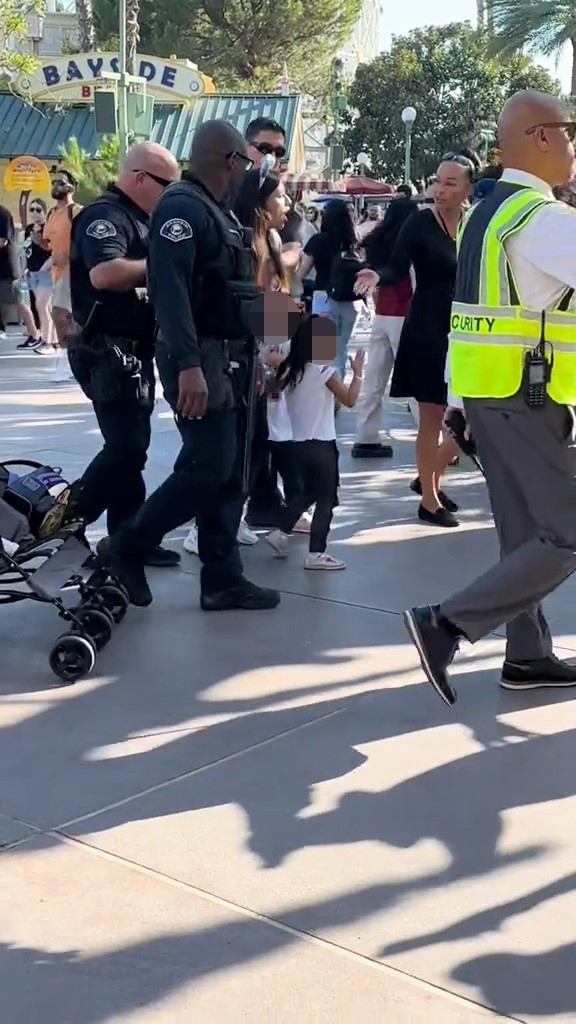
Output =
[{"x1": 4, "y1": 156, "x2": 52, "y2": 193}]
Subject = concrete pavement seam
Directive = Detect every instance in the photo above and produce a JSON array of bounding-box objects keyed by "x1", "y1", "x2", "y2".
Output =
[
  {"x1": 51, "y1": 707, "x2": 346, "y2": 834},
  {"x1": 46, "y1": 829, "x2": 524, "y2": 1024}
]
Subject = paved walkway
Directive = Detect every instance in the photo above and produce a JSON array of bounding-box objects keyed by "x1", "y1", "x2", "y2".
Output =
[{"x1": 1, "y1": 333, "x2": 574, "y2": 1024}]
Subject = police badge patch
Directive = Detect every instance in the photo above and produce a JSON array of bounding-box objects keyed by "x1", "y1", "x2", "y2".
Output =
[
  {"x1": 160, "y1": 218, "x2": 193, "y2": 242},
  {"x1": 86, "y1": 220, "x2": 117, "y2": 239}
]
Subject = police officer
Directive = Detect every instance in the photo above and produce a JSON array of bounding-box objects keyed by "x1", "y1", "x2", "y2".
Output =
[
  {"x1": 102, "y1": 120, "x2": 280, "y2": 612},
  {"x1": 68, "y1": 142, "x2": 180, "y2": 567},
  {"x1": 366, "y1": 90, "x2": 576, "y2": 705}
]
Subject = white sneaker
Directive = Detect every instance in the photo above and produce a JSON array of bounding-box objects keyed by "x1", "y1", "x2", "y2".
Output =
[
  {"x1": 237, "y1": 520, "x2": 259, "y2": 545},
  {"x1": 292, "y1": 513, "x2": 312, "y2": 534},
  {"x1": 51, "y1": 350, "x2": 74, "y2": 383},
  {"x1": 304, "y1": 552, "x2": 346, "y2": 570},
  {"x1": 0, "y1": 331, "x2": 7, "y2": 343},
  {"x1": 266, "y1": 529, "x2": 289, "y2": 558},
  {"x1": 183, "y1": 523, "x2": 199, "y2": 555}
]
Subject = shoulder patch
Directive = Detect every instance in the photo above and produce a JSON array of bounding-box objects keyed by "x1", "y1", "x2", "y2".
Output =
[
  {"x1": 159, "y1": 218, "x2": 193, "y2": 243},
  {"x1": 86, "y1": 219, "x2": 117, "y2": 240}
]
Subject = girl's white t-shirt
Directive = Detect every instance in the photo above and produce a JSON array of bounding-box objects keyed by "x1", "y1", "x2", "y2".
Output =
[
  {"x1": 263, "y1": 341, "x2": 293, "y2": 442},
  {"x1": 285, "y1": 363, "x2": 337, "y2": 441}
]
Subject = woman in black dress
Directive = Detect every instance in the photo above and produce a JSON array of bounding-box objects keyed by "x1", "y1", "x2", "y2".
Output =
[{"x1": 356, "y1": 156, "x2": 474, "y2": 527}]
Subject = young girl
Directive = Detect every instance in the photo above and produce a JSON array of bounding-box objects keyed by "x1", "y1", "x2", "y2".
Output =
[{"x1": 266, "y1": 315, "x2": 365, "y2": 570}]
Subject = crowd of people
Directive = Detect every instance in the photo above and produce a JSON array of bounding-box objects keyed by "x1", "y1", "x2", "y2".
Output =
[{"x1": 1, "y1": 90, "x2": 576, "y2": 703}]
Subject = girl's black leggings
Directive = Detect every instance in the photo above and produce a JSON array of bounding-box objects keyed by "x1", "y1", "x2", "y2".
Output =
[{"x1": 276, "y1": 440, "x2": 339, "y2": 553}]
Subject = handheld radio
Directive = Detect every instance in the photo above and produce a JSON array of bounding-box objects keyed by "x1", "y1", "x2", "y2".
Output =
[{"x1": 524, "y1": 311, "x2": 552, "y2": 409}]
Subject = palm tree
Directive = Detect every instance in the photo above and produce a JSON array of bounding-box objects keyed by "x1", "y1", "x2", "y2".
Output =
[
  {"x1": 76, "y1": 0, "x2": 95, "y2": 51},
  {"x1": 125, "y1": 0, "x2": 140, "y2": 75},
  {"x1": 488, "y1": 0, "x2": 576, "y2": 96}
]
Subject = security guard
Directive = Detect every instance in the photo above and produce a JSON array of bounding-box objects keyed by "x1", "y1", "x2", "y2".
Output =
[
  {"x1": 68, "y1": 142, "x2": 180, "y2": 567},
  {"x1": 102, "y1": 120, "x2": 281, "y2": 612},
  {"x1": 400, "y1": 90, "x2": 576, "y2": 705}
]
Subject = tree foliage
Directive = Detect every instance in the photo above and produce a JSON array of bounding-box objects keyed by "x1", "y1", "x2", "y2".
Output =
[
  {"x1": 1, "y1": 0, "x2": 45, "y2": 74},
  {"x1": 343, "y1": 22, "x2": 560, "y2": 181},
  {"x1": 91, "y1": 0, "x2": 361, "y2": 93},
  {"x1": 58, "y1": 135, "x2": 119, "y2": 204},
  {"x1": 488, "y1": 0, "x2": 576, "y2": 97}
]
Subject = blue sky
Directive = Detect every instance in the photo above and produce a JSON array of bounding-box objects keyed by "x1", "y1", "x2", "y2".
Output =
[{"x1": 379, "y1": 0, "x2": 573, "y2": 92}]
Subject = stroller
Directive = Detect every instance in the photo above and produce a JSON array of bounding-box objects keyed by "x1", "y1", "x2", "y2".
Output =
[{"x1": 0, "y1": 460, "x2": 129, "y2": 685}]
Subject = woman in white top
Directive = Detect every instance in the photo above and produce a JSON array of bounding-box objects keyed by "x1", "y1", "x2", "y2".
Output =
[{"x1": 266, "y1": 315, "x2": 365, "y2": 570}]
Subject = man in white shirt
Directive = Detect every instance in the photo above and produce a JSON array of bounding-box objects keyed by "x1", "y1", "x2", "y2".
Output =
[{"x1": 402, "y1": 90, "x2": 576, "y2": 706}]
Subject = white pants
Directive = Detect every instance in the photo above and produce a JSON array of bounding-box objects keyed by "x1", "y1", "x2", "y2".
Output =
[{"x1": 354, "y1": 314, "x2": 404, "y2": 444}]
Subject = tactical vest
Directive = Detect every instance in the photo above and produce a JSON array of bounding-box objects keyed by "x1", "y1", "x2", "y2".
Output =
[
  {"x1": 449, "y1": 182, "x2": 576, "y2": 405},
  {"x1": 160, "y1": 180, "x2": 260, "y2": 342}
]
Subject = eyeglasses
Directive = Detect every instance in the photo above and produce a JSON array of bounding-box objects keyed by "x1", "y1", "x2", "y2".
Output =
[
  {"x1": 253, "y1": 142, "x2": 286, "y2": 160},
  {"x1": 133, "y1": 168, "x2": 173, "y2": 188},
  {"x1": 525, "y1": 122, "x2": 576, "y2": 142},
  {"x1": 30, "y1": 206, "x2": 44, "y2": 213},
  {"x1": 226, "y1": 150, "x2": 254, "y2": 171}
]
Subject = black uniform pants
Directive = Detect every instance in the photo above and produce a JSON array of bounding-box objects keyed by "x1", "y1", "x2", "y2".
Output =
[
  {"x1": 117, "y1": 348, "x2": 244, "y2": 593},
  {"x1": 246, "y1": 396, "x2": 284, "y2": 520},
  {"x1": 69, "y1": 348, "x2": 155, "y2": 535}
]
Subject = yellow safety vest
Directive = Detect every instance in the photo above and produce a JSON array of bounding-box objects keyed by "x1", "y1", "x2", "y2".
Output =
[{"x1": 449, "y1": 188, "x2": 576, "y2": 405}]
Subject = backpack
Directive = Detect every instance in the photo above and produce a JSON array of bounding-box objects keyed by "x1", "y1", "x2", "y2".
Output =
[
  {"x1": 327, "y1": 250, "x2": 366, "y2": 303},
  {"x1": 47, "y1": 202, "x2": 82, "y2": 226}
]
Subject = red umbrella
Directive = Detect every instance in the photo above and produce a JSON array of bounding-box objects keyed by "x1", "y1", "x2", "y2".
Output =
[{"x1": 341, "y1": 175, "x2": 394, "y2": 196}]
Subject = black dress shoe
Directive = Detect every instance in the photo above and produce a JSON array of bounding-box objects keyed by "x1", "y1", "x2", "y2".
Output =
[
  {"x1": 351, "y1": 442, "x2": 394, "y2": 458},
  {"x1": 201, "y1": 580, "x2": 280, "y2": 611},
  {"x1": 410, "y1": 477, "x2": 459, "y2": 513},
  {"x1": 501, "y1": 654, "x2": 576, "y2": 691},
  {"x1": 143, "y1": 545, "x2": 181, "y2": 567},
  {"x1": 404, "y1": 605, "x2": 460, "y2": 706},
  {"x1": 96, "y1": 537, "x2": 152, "y2": 607},
  {"x1": 418, "y1": 504, "x2": 460, "y2": 528}
]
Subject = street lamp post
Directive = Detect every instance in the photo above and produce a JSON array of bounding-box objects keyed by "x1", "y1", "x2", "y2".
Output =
[
  {"x1": 356, "y1": 151, "x2": 369, "y2": 175},
  {"x1": 401, "y1": 106, "x2": 417, "y2": 186}
]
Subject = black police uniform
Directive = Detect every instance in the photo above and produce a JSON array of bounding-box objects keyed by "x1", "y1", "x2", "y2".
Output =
[
  {"x1": 68, "y1": 186, "x2": 157, "y2": 535},
  {"x1": 108, "y1": 175, "x2": 280, "y2": 609}
]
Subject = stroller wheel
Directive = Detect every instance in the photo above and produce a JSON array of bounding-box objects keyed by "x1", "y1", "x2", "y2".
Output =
[
  {"x1": 49, "y1": 634, "x2": 95, "y2": 683},
  {"x1": 72, "y1": 607, "x2": 113, "y2": 651},
  {"x1": 94, "y1": 584, "x2": 129, "y2": 624}
]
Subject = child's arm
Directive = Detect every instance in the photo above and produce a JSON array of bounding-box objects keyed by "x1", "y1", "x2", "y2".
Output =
[{"x1": 325, "y1": 349, "x2": 365, "y2": 408}]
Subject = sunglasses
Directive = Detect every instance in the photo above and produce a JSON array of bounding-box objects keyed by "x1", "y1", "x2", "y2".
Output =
[
  {"x1": 441, "y1": 153, "x2": 475, "y2": 169},
  {"x1": 227, "y1": 150, "x2": 254, "y2": 171},
  {"x1": 133, "y1": 168, "x2": 173, "y2": 188},
  {"x1": 525, "y1": 121, "x2": 576, "y2": 143},
  {"x1": 52, "y1": 179, "x2": 71, "y2": 187},
  {"x1": 253, "y1": 142, "x2": 286, "y2": 160},
  {"x1": 30, "y1": 206, "x2": 44, "y2": 213}
]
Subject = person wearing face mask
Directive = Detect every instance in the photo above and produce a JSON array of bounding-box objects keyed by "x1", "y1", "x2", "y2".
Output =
[
  {"x1": 67, "y1": 142, "x2": 181, "y2": 568},
  {"x1": 356, "y1": 153, "x2": 472, "y2": 528},
  {"x1": 43, "y1": 170, "x2": 82, "y2": 379},
  {"x1": 402, "y1": 91, "x2": 576, "y2": 706},
  {"x1": 99, "y1": 120, "x2": 280, "y2": 613}
]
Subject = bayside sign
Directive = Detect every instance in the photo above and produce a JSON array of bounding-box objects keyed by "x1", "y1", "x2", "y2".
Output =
[{"x1": 15, "y1": 52, "x2": 214, "y2": 104}]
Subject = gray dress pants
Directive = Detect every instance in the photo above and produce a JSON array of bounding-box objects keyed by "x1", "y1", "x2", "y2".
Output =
[{"x1": 441, "y1": 393, "x2": 576, "y2": 661}]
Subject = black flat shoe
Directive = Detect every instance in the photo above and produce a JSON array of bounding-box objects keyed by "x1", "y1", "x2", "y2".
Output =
[
  {"x1": 351, "y1": 443, "x2": 393, "y2": 458},
  {"x1": 404, "y1": 605, "x2": 459, "y2": 706},
  {"x1": 410, "y1": 477, "x2": 459, "y2": 513},
  {"x1": 418, "y1": 504, "x2": 460, "y2": 528}
]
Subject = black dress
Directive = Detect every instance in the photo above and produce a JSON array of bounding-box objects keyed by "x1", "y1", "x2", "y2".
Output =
[{"x1": 385, "y1": 208, "x2": 457, "y2": 406}]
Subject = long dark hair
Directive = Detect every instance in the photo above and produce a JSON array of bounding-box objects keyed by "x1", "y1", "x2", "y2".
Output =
[
  {"x1": 232, "y1": 168, "x2": 288, "y2": 290},
  {"x1": 277, "y1": 314, "x2": 315, "y2": 390},
  {"x1": 320, "y1": 198, "x2": 357, "y2": 253},
  {"x1": 364, "y1": 198, "x2": 417, "y2": 267}
]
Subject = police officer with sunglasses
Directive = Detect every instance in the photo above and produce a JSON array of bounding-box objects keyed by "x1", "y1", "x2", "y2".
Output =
[{"x1": 68, "y1": 142, "x2": 181, "y2": 565}]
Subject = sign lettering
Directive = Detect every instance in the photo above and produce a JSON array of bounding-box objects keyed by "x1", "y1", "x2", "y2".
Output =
[
  {"x1": 28, "y1": 52, "x2": 212, "y2": 104},
  {"x1": 451, "y1": 314, "x2": 496, "y2": 333}
]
